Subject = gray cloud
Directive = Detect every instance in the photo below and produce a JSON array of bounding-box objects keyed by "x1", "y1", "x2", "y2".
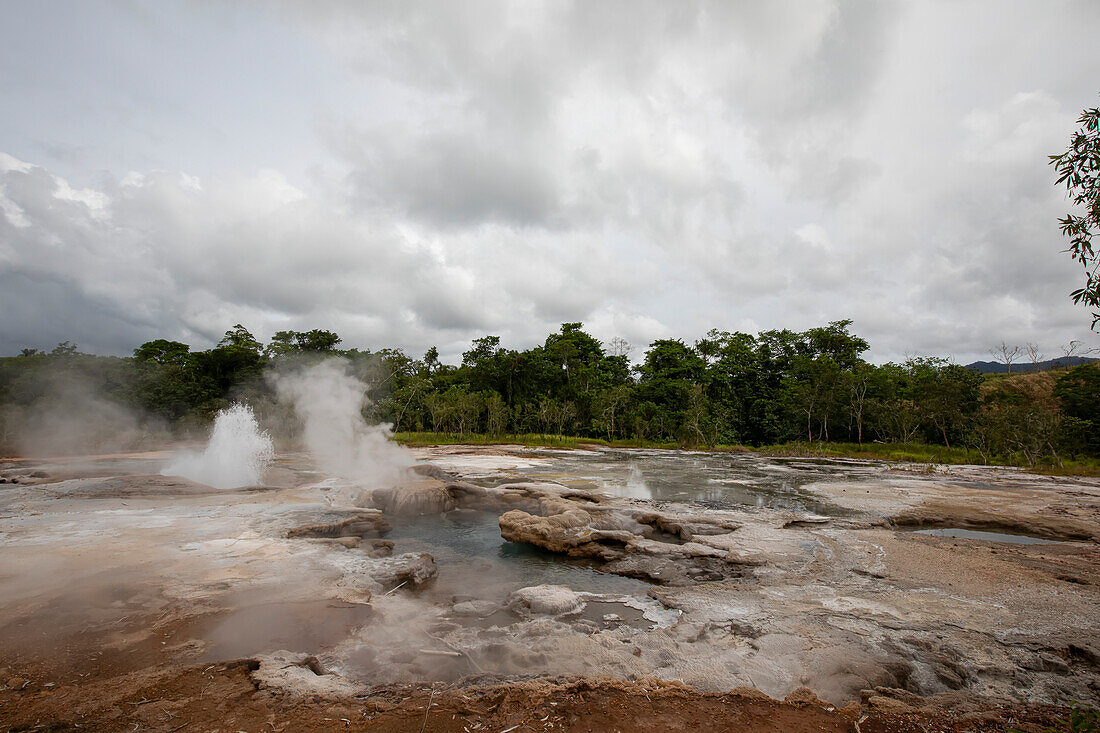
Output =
[{"x1": 2, "y1": 1, "x2": 1099, "y2": 363}]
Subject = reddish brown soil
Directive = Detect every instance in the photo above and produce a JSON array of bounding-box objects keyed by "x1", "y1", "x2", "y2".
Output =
[{"x1": 0, "y1": 659, "x2": 1068, "y2": 733}]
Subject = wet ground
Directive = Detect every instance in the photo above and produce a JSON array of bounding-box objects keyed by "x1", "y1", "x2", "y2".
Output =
[
  {"x1": 457, "y1": 448, "x2": 864, "y2": 514},
  {"x1": 911, "y1": 527, "x2": 1060, "y2": 544},
  {"x1": 1, "y1": 445, "x2": 1098, "y2": 731}
]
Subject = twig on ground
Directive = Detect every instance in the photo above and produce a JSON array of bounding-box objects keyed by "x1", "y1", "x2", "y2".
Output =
[
  {"x1": 418, "y1": 689, "x2": 436, "y2": 733},
  {"x1": 426, "y1": 632, "x2": 485, "y2": 673},
  {"x1": 382, "y1": 580, "x2": 408, "y2": 596}
]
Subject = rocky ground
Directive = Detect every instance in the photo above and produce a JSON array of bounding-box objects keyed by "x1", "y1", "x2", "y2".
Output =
[{"x1": 1, "y1": 446, "x2": 1098, "y2": 731}]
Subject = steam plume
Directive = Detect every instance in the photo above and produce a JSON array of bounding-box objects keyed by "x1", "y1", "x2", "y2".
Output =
[{"x1": 272, "y1": 358, "x2": 412, "y2": 485}]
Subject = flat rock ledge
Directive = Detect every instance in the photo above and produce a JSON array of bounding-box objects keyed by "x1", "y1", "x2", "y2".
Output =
[{"x1": 287, "y1": 509, "x2": 392, "y2": 538}]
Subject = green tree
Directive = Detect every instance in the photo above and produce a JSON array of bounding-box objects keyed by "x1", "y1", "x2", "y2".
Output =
[
  {"x1": 1054, "y1": 363, "x2": 1100, "y2": 453},
  {"x1": 592, "y1": 386, "x2": 632, "y2": 441},
  {"x1": 265, "y1": 331, "x2": 298, "y2": 356},
  {"x1": 133, "y1": 339, "x2": 190, "y2": 365},
  {"x1": 785, "y1": 354, "x2": 842, "y2": 442},
  {"x1": 803, "y1": 320, "x2": 869, "y2": 370},
  {"x1": 297, "y1": 329, "x2": 341, "y2": 352},
  {"x1": 179, "y1": 325, "x2": 266, "y2": 413},
  {"x1": 423, "y1": 346, "x2": 440, "y2": 375},
  {"x1": 636, "y1": 339, "x2": 706, "y2": 440},
  {"x1": 218, "y1": 324, "x2": 262, "y2": 353},
  {"x1": 462, "y1": 336, "x2": 501, "y2": 368},
  {"x1": 387, "y1": 374, "x2": 431, "y2": 432},
  {"x1": 908, "y1": 359, "x2": 982, "y2": 448},
  {"x1": 265, "y1": 329, "x2": 341, "y2": 356},
  {"x1": 696, "y1": 330, "x2": 761, "y2": 444},
  {"x1": 1050, "y1": 95, "x2": 1100, "y2": 328},
  {"x1": 485, "y1": 392, "x2": 509, "y2": 435},
  {"x1": 844, "y1": 362, "x2": 880, "y2": 446},
  {"x1": 50, "y1": 341, "x2": 79, "y2": 357}
]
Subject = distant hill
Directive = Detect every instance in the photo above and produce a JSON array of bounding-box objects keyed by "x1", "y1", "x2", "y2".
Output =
[{"x1": 965, "y1": 356, "x2": 1098, "y2": 374}]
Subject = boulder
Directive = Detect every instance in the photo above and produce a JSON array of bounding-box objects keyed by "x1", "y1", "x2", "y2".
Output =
[
  {"x1": 498, "y1": 508, "x2": 633, "y2": 559},
  {"x1": 500, "y1": 507, "x2": 749, "y2": 585}
]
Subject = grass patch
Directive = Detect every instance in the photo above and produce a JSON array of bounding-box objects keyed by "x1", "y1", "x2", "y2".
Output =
[
  {"x1": 758, "y1": 441, "x2": 1100, "y2": 476},
  {"x1": 393, "y1": 432, "x2": 759, "y2": 452},
  {"x1": 758, "y1": 441, "x2": 977, "y2": 465},
  {"x1": 392, "y1": 433, "x2": 1100, "y2": 476},
  {"x1": 392, "y1": 432, "x2": 684, "y2": 450}
]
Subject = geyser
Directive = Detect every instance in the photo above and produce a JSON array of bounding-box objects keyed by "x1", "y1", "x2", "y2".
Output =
[
  {"x1": 163, "y1": 403, "x2": 274, "y2": 488},
  {"x1": 272, "y1": 358, "x2": 412, "y2": 485}
]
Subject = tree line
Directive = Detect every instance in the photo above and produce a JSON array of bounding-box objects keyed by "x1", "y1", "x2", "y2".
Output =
[{"x1": 2, "y1": 321, "x2": 1098, "y2": 465}]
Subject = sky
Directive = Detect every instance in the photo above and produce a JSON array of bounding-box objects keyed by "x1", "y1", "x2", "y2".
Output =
[{"x1": 2, "y1": 0, "x2": 1099, "y2": 364}]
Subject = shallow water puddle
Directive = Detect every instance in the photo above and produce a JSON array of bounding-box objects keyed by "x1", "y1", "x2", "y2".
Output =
[
  {"x1": 579, "y1": 600, "x2": 649, "y2": 629},
  {"x1": 386, "y1": 509, "x2": 651, "y2": 598},
  {"x1": 912, "y1": 528, "x2": 1060, "y2": 544},
  {"x1": 189, "y1": 600, "x2": 372, "y2": 661},
  {"x1": 483, "y1": 449, "x2": 860, "y2": 514}
]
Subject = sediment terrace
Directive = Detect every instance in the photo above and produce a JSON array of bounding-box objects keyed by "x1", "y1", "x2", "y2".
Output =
[{"x1": 1, "y1": 446, "x2": 1098, "y2": 731}]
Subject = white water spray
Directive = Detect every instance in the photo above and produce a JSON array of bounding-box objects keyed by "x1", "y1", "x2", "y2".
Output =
[{"x1": 163, "y1": 403, "x2": 274, "y2": 488}]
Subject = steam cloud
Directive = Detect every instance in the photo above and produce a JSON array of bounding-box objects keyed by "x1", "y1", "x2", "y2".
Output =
[
  {"x1": 5, "y1": 367, "x2": 160, "y2": 457},
  {"x1": 163, "y1": 403, "x2": 274, "y2": 488},
  {"x1": 272, "y1": 358, "x2": 412, "y2": 485}
]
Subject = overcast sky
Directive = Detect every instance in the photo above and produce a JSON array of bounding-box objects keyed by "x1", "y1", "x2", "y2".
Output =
[{"x1": 2, "y1": 1, "x2": 1099, "y2": 364}]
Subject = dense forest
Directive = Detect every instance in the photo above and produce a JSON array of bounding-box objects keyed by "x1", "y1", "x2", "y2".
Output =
[{"x1": 1, "y1": 321, "x2": 1098, "y2": 467}]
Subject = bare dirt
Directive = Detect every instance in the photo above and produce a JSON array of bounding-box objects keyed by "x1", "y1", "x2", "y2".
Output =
[{"x1": 0, "y1": 660, "x2": 1070, "y2": 732}]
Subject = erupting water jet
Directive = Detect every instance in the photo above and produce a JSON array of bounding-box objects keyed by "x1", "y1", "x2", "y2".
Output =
[{"x1": 163, "y1": 403, "x2": 274, "y2": 488}]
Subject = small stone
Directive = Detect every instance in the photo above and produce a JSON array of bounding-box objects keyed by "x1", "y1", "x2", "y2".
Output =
[
  {"x1": 335, "y1": 536, "x2": 360, "y2": 548},
  {"x1": 5, "y1": 677, "x2": 25, "y2": 688}
]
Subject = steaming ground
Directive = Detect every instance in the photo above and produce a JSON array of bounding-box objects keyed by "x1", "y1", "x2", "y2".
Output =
[{"x1": 1, "y1": 445, "x2": 1099, "y2": 731}]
